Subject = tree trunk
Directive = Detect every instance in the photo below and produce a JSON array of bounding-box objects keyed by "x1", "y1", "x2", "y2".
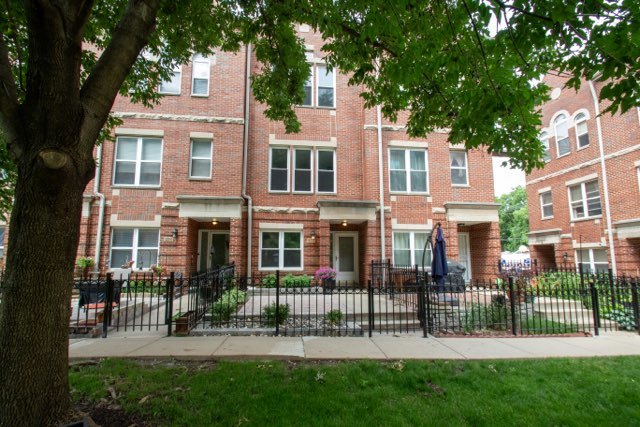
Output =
[{"x1": 0, "y1": 129, "x2": 91, "y2": 425}]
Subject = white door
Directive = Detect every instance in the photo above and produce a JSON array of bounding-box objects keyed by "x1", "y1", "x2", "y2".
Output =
[
  {"x1": 333, "y1": 232, "x2": 358, "y2": 283},
  {"x1": 198, "y1": 231, "x2": 229, "y2": 271},
  {"x1": 457, "y1": 232, "x2": 471, "y2": 282}
]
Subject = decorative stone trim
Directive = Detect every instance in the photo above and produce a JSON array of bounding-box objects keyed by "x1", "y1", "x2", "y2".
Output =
[{"x1": 113, "y1": 111, "x2": 244, "y2": 125}]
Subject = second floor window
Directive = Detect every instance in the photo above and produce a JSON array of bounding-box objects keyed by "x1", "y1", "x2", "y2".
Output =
[
  {"x1": 575, "y1": 113, "x2": 590, "y2": 148},
  {"x1": 191, "y1": 54, "x2": 210, "y2": 96},
  {"x1": 317, "y1": 150, "x2": 335, "y2": 193},
  {"x1": 554, "y1": 113, "x2": 570, "y2": 157},
  {"x1": 189, "y1": 139, "x2": 212, "y2": 179},
  {"x1": 569, "y1": 179, "x2": 601, "y2": 220},
  {"x1": 294, "y1": 149, "x2": 312, "y2": 192},
  {"x1": 540, "y1": 191, "x2": 553, "y2": 219},
  {"x1": 0, "y1": 226, "x2": 5, "y2": 258},
  {"x1": 450, "y1": 151, "x2": 468, "y2": 186},
  {"x1": 114, "y1": 137, "x2": 162, "y2": 186},
  {"x1": 269, "y1": 147, "x2": 335, "y2": 193},
  {"x1": 389, "y1": 149, "x2": 428, "y2": 193},
  {"x1": 158, "y1": 64, "x2": 181, "y2": 94},
  {"x1": 269, "y1": 148, "x2": 289, "y2": 192}
]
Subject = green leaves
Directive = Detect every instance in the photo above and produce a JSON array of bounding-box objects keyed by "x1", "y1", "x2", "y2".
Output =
[{"x1": 497, "y1": 186, "x2": 529, "y2": 252}]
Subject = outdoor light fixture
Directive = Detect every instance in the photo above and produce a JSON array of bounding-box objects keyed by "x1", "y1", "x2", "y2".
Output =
[
  {"x1": 172, "y1": 228, "x2": 178, "y2": 239},
  {"x1": 341, "y1": 220, "x2": 347, "y2": 227},
  {"x1": 563, "y1": 252, "x2": 568, "y2": 262},
  {"x1": 212, "y1": 218, "x2": 218, "y2": 226},
  {"x1": 310, "y1": 231, "x2": 317, "y2": 240}
]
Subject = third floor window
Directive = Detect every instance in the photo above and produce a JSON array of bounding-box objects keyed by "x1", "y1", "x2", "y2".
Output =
[
  {"x1": 554, "y1": 113, "x2": 570, "y2": 157},
  {"x1": 302, "y1": 63, "x2": 335, "y2": 108}
]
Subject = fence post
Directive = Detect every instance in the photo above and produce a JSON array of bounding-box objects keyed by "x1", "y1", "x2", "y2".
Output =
[
  {"x1": 102, "y1": 273, "x2": 113, "y2": 338},
  {"x1": 631, "y1": 279, "x2": 640, "y2": 336},
  {"x1": 275, "y1": 270, "x2": 280, "y2": 336},
  {"x1": 368, "y1": 280, "x2": 374, "y2": 337},
  {"x1": 589, "y1": 278, "x2": 600, "y2": 336},
  {"x1": 608, "y1": 268, "x2": 616, "y2": 310},
  {"x1": 166, "y1": 272, "x2": 175, "y2": 337},
  {"x1": 497, "y1": 260, "x2": 502, "y2": 273},
  {"x1": 418, "y1": 268, "x2": 428, "y2": 338},
  {"x1": 533, "y1": 259, "x2": 539, "y2": 276},
  {"x1": 508, "y1": 276, "x2": 517, "y2": 336}
]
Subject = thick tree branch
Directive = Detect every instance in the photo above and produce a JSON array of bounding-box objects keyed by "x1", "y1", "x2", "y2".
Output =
[
  {"x1": 79, "y1": 0, "x2": 160, "y2": 148},
  {"x1": 0, "y1": 32, "x2": 19, "y2": 145}
]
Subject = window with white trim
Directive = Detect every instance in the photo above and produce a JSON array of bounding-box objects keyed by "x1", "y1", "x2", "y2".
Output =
[
  {"x1": 568, "y1": 179, "x2": 601, "y2": 220},
  {"x1": 540, "y1": 131, "x2": 551, "y2": 162},
  {"x1": 574, "y1": 112, "x2": 590, "y2": 148},
  {"x1": 260, "y1": 230, "x2": 303, "y2": 270},
  {"x1": 450, "y1": 151, "x2": 468, "y2": 186},
  {"x1": 576, "y1": 248, "x2": 608, "y2": 274},
  {"x1": 189, "y1": 139, "x2": 212, "y2": 179},
  {"x1": 110, "y1": 228, "x2": 159, "y2": 269},
  {"x1": 554, "y1": 113, "x2": 570, "y2": 156},
  {"x1": 316, "y1": 64, "x2": 335, "y2": 108},
  {"x1": 158, "y1": 64, "x2": 181, "y2": 94},
  {"x1": 113, "y1": 137, "x2": 163, "y2": 186},
  {"x1": 269, "y1": 147, "x2": 290, "y2": 192},
  {"x1": 393, "y1": 232, "x2": 432, "y2": 267},
  {"x1": 316, "y1": 150, "x2": 336, "y2": 193},
  {"x1": 540, "y1": 191, "x2": 553, "y2": 219},
  {"x1": 293, "y1": 149, "x2": 312, "y2": 192},
  {"x1": 302, "y1": 64, "x2": 313, "y2": 106},
  {"x1": 0, "y1": 226, "x2": 5, "y2": 258},
  {"x1": 389, "y1": 149, "x2": 428, "y2": 193},
  {"x1": 191, "y1": 54, "x2": 210, "y2": 96}
]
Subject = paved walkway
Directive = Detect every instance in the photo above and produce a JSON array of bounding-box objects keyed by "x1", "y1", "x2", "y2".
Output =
[{"x1": 69, "y1": 333, "x2": 640, "y2": 360}]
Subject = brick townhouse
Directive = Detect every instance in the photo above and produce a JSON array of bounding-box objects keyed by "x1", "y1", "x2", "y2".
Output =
[
  {"x1": 526, "y1": 73, "x2": 640, "y2": 276},
  {"x1": 62, "y1": 26, "x2": 501, "y2": 283}
]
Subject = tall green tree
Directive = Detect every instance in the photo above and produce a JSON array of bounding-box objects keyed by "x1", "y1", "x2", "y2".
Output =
[
  {"x1": 0, "y1": 1, "x2": 638, "y2": 424},
  {"x1": 497, "y1": 186, "x2": 529, "y2": 252}
]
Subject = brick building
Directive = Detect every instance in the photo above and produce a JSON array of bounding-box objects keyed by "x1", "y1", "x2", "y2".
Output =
[
  {"x1": 526, "y1": 73, "x2": 640, "y2": 276},
  {"x1": 70, "y1": 28, "x2": 501, "y2": 283}
]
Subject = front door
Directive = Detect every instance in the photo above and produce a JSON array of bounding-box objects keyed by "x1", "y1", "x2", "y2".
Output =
[
  {"x1": 457, "y1": 232, "x2": 471, "y2": 282},
  {"x1": 333, "y1": 232, "x2": 358, "y2": 283},
  {"x1": 198, "y1": 231, "x2": 229, "y2": 271}
]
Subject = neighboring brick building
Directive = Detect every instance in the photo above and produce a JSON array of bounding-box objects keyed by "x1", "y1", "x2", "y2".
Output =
[
  {"x1": 526, "y1": 73, "x2": 640, "y2": 276},
  {"x1": 73, "y1": 28, "x2": 501, "y2": 283}
]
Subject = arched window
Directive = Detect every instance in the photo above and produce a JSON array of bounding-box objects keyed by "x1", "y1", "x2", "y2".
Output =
[
  {"x1": 554, "y1": 114, "x2": 570, "y2": 157},
  {"x1": 540, "y1": 131, "x2": 550, "y2": 162},
  {"x1": 574, "y1": 112, "x2": 590, "y2": 148}
]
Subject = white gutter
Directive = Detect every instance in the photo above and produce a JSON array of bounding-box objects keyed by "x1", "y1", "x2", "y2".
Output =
[
  {"x1": 588, "y1": 80, "x2": 616, "y2": 275},
  {"x1": 376, "y1": 103, "x2": 386, "y2": 261},
  {"x1": 93, "y1": 143, "x2": 105, "y2": 272},
  {"x1": 242, "y1": 43, "x2": 253, "y2": 277}
]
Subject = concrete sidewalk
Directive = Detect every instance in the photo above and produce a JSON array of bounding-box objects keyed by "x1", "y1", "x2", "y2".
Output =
[{"x1": 69, "y1": 333, "x2": 640, "y2": 361}]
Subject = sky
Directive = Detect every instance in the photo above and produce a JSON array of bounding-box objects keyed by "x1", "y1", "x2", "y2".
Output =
[{"x1": 492, "y1": 156, "x2": 526, "y2": 197}]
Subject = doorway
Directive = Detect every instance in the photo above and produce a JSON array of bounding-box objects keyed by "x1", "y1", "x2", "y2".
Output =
[
  {"x1": 332, "y1": 232, "x2": 358, "y2": 283},
  {"x1": 457, "y1": 232, "x2": 471, "y2": 282},
  {"x1": 198, "y1": 231, "x2": 229, "y2": 271}
]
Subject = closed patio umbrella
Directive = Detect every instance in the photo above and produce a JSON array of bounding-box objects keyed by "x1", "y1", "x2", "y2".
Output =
[{"x1": 431, "y1": 224, "x2": 448, "y2": 292}]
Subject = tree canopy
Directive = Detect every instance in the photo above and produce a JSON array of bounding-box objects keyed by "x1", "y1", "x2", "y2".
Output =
[
  {"x1": 0, "y1": 1, "x2": 639, "y2": 424},
  {"x1": 497, "y1": 186, "x2": 529, "y2": 252}
]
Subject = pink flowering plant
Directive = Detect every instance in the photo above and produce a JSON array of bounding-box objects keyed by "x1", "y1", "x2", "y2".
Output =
[
  {"x1": 315, "y1": 267, "x2": 337, "y2": 281},
  {"x1": 150, "y1": 264, "x2": 167, "y2": 276}
]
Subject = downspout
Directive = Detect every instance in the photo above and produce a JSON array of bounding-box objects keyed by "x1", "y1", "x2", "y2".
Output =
[
  {"x1": 588, "y1": 80, "x2": 617, "y2": 275},
  {"x1": 376, "y1": 103, "x2": 386, "y2": 261},
  {"x1": 93, "y1": 143, "x2": 106, "y2": 272},
  {"x1": 242, "y1": 43, "x2": 253, "y2": 277}
]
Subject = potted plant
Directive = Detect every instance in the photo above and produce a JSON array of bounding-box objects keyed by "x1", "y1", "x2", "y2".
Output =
[
  {"x1": 76, "y1": 257, "x2": 95, "y2": 279},
  {"x1": 173, "y1": 310, "x2": 195, "y2": 335},
  {"x1": 315, "y1": 267, "x2": 337, "y2": 294},
  {"x1": 150, "y1": 264, "x2": 167, "y2": 277}
]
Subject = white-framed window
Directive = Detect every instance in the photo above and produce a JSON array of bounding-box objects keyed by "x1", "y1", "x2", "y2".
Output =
[
  {"x1": 259, "y1": 230, "x2": 303, "y2": 270},
  {"x1": 189, "y1": 139, "x2": 212, "y2": 179},
  {"x1": 540, "y1": 131, "x2": 551, "y2": 162},
  {"x1": 540, "y1": 191, "x2": 553, "y2": 219},
  {"x1": 316, "y1": 150, "x2": 336, "y2": 193},
  {"x1": 0, "y1": 226, "x2": 5, "y2": 258},
  {"x1": 158, "y1": 64, "x2": 181, "y2": 94},
  {"x1": 302, "y1": 64, "x2": 313, "y2": 106},
  {"x1": 110, "y1": 228, "x2": 159, "y2": 270},
  {"x1": 576, "y1": 248, "x2": 608, "y2": 274},
  {"x1": 389, "y1": 149, "x2": 428, "y2": 193},
  {"x1": 113, "y1": 137, "x2": 163, "y2": 186},
  {"x1": 574, "y1": 112, "x2": 590, "y2": 148},
  {"x1": 316, "y1": 64, "x2": 335, "y2": 108},
  {"x1": 393, "y1": 232, "x2": 432, "y2": 267},
  {"x1": 554, "y1": 113, "x2": 570, "y2": 157},
  {"x1": 191, "y1": 54, "x2": 210, "y2": 96},
  {"x1": 450, "y1": 151, "x2": 468, "y2": 186},
  {"x1": 568, "y1": 179, "x2": 602, "y2": 220},
  {"x1": 269, "y1": 147, "x2": 290, "y2": 192},
  {"x1": 293, "y1": 149, "x2": 312, "y2": 193}
]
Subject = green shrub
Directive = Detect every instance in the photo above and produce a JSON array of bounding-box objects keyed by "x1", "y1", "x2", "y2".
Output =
[
  {"x1": 462, "y1": 298, "x2": 510, "y2": 333},
  {"x1": 262, "y1": 303, "x2": 290, "y2": 326},
  {"x1": 603, "y1": 308, "x2": 637, "y2": 331},
  {"x1": 325, "y1": 309, "x2": 343, "y2": 326},
  {"x1": 211, "y1": 287, "x2": 247, "y2": 322},
  {"x1": 282, "y1": 274, "x2": 312, "y2": 288},
  {"x1": 261, "y1": 274, "x2": 277, "y2": 288}
]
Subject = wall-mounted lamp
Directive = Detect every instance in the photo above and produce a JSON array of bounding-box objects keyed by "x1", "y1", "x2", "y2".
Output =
[
  {"x1": 211, "y1": 218, "x2": 218, "y2": 226},
  {"x1": 563, "y1": 252, "x2": 568, "y2": 262},
  {"x1": 310, "y1": 231, "x2": 317, "y2": 240},
  {"x1": 341, "y1": 219, "x2": 348, "y2": 227},
  {"x1": 172, "y1": 228, "x2": 178, "y2": 239}
]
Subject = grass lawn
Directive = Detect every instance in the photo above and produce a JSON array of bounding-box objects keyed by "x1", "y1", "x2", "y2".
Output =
[{"x1": 70, "y1": 357, "x2": 640, "y2": 426}]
